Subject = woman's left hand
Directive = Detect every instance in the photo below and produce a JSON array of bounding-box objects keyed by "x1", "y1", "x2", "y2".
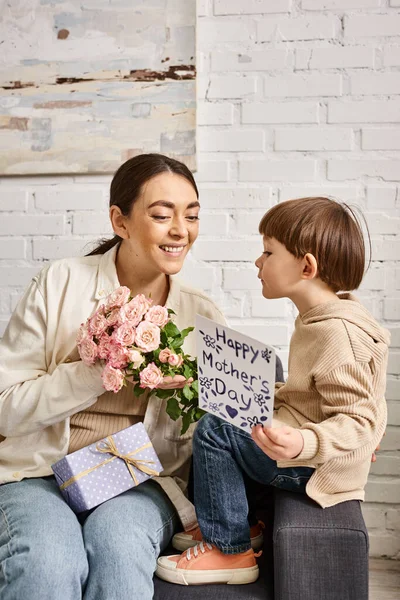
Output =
[{"x1": 157, "y1": 375, "x2": 194, "y2": 390}]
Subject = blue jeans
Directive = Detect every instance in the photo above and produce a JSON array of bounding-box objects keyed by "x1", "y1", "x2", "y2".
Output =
[
  {"x1": 193, "y1": 414, "x2": 314, "y2": 554},
  {"x1": 0, "y1": 476, "x2": 179, "y2": 599}
]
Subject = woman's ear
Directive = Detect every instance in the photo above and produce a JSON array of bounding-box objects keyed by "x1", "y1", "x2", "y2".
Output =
[
  {"x1": 110, "y1": 206, "x2": 129, "y2": 239},
  {"x1": 301, "y1": 253, "x2": 318, "y2": 280}
]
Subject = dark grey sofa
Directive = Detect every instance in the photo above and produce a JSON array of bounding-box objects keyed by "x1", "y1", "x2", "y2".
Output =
[
  {"x1": 154, "y1": 356, "x2": 369, "y2": 600},
  {"x1": 154, "y1": 487, "x2": 369, "y2": 600}
]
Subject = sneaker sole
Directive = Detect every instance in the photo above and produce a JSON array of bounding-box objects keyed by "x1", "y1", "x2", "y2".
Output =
[
  {"x1": 172, "y1": 532, "x2": 264, "y2": 552},
  {"x1": 156, "y1": 563, "x2": 260, "y2": 586}
]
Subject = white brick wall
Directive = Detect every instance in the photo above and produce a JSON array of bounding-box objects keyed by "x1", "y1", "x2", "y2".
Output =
[{"x1": 0, "y1": 0, "x2": 399, "y2": 558}]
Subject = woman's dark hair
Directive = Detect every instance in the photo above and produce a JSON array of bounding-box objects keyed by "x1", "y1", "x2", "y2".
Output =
[
  {"x1": 87, "y1": 153, "x2": 198, "y2": 256},
  {"x1": 259, "y1": 197, "x2": 371, "y2": 293}
]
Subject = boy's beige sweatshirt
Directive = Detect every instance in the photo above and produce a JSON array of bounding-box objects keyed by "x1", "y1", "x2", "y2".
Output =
[{"x1": 274, "y1": 293, "x2": 390, "y2": 508}]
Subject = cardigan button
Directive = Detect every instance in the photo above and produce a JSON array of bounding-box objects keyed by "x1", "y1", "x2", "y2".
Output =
[{"x1": 12, "y1": 472, "x2": 20, "y2": 478}]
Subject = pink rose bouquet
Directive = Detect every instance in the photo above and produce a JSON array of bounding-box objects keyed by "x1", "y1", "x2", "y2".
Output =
[{"x1": 77, "y1": 287, "x2": 201, "y2": 433}]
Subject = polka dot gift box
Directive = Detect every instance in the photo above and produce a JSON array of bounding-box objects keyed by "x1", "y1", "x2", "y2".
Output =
[{"x1": 51, "y1": 422, "x2": 163, "y2": 513}]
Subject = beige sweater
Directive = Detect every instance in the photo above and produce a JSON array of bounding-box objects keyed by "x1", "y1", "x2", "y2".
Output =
[
  {"x1": 68, "y1": 386, "x2": 149, "y2": 454},
  {"x1": 274, "y1": 293, "x2": 390, "y2": 508}
]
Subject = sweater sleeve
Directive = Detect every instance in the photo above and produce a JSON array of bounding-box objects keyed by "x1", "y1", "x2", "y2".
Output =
[
  {"x1": 295, "y1": 362, "x2": 379, "y2": 463},
  {"x1": 0, "y1": 277, "x2": 105, "y2": 438}
]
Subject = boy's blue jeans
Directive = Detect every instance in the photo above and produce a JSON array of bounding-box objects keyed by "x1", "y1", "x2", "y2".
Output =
[{"x1": 193, "y1": 413, "x2": 314, "y2": 554}]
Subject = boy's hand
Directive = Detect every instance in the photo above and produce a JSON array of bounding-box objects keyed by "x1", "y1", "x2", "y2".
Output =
[
  {"x1": 251, "y1": 425, "x2": 304, "y2": 460},
  {"x1": 371, "y1": 431, "x2": 385, "y2": 463}
]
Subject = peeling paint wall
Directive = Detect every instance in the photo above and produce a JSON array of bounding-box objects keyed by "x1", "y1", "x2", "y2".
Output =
[{"x1": 0, "y1": 0, "x2": 196, "y2": 175}]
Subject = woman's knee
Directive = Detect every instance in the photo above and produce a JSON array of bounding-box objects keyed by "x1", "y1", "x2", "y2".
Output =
[
  {"x1": 83, "y1": 482, "x2": 177, "y2": 556},
  {"x1": 0, "y1": 531, "x2": 87, "y2": 598},
  {"x1": 26, "y1": 536, "x2": 87, "y2": 579},
  {"x1": 0, "y1": 478, "x2": 88, "y2": 596}
]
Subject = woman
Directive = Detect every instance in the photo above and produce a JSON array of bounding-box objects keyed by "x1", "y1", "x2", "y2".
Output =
[{"x1": 0, "y1": 154, "x2": 225, "y2": 599}]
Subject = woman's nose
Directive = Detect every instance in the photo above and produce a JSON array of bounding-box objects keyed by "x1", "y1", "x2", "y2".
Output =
[{"x1": 170, "y1": 218, "x2": 188, "y2": 238}]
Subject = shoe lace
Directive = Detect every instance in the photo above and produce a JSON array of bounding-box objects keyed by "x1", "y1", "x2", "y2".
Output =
[{"x1": 185, "y1": 541, "x2": 212, "y2": 561}]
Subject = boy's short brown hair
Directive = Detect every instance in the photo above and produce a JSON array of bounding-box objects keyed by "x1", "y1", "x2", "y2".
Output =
[{"x1": 259, "y1": 197, "x2": 368, "y2": 293}]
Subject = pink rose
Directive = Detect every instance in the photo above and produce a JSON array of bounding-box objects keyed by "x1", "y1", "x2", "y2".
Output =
[
  {"x1": 127, "y1": 349, "x2": 145, "y2": 369},
  {"x1": 139, "y1": 363, "x2": 164, "y2": 389},
  {"x1": 76, "y1": 322, "x2": 89, "y2": 345},
  {"x1": 120, "y1": 302, "x2": 144, "y2": 327},
  {"x1": 106, "y1": 307, "x2": 125, "y2": 328},
  {"x1": 132, "y1": 293, "x2": 152, "y2": 315},
  {"x1": 135, "y1": 321, "x2": 161, "y2": 353},
  {"x1": 112, "y1": 322, "x2": 136, "y2": 347},
  {"x1": 108, "y1": 343, "x2": 130, "y2": 369},
  {"x1": 88, "y1": 311, "x2": 108, "y2": 337},
  {"x1": 101, "y1": 364, "x2": 124, "y2": 393},
  {"x1": 97, "y1": 333, "x2": 111, "y2": 360},
  {"x1": 105, "y1": 286, "x2": 131, "y2": 310},
  {"x1": 159, "y1": 348, "x2": 173, "y2": 363},
  {"x1": 168, "y1": 353, "x2": 183, "y2": 367},
  {"x1": 78, "y1": 337, "x2": 98, "y2": 365},
  {"x1": 121, "y1": 294, "x2": 152, "y2": 327},
  {"x1": 145, "y1": 305, "x2": 169, "y2": 328}
]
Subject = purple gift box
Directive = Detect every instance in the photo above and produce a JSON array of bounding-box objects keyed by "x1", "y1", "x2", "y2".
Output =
[{"x1": 51, "y1": 422, "x2": 163, "y2": 513}]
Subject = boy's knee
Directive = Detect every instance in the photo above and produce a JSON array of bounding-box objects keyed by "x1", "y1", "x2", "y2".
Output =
[
  {"x1": 194, "y1": 413, "x2": 223, "y2": 443},
  {"x1": 195, "y1": 413, "x2": 215, "y2": 434}
]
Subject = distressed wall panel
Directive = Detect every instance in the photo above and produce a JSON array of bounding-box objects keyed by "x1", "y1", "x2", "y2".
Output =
[{"x1": 0, "y1": 0, "x2": 196, "y2": 175}]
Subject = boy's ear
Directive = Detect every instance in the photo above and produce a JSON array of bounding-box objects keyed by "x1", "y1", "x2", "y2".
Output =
[
  {"x1": 110, "y1": 206, "x2": 129, "y2": 239},
  {"x1": 301, "y1": 253, "x2": 318, "y2": 280}
]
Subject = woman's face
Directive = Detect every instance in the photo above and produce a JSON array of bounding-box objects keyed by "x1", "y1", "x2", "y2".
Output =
[{"x1": 113, "y1": 172, "x2": 200, "y2": 276}]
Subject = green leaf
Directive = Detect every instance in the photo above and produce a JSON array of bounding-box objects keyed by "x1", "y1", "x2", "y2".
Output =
[
  {"x1": 191, "y1": 379, "x2": 199, "y2": 394},
  {"x1": 133, "y1": 384, "x2": 146, "y2": 397},
  {"x1": 181, "y1": 410, "x2": 193, "y2": 435},
  {"x1": 195, "y1": 408, "x2": 206, "y2": 420},
  {"x1": 166, "y1": 397, "x2": 182, "y2": 421},
  {"x1": 180, "y1": 327, "x2": 194, "y2": 340},
  {"x1": 183, "y1": 364, "x2": 194, "y2": 380},
  {"x1": 163, "y1": 322, "x2": 180, "y2": 337},
  {"x1": 171, "y1": 337, "x2": 184, "y2": 349},
  {"x1": 182, "y1": 384, "x2": 194, "y2": 401},
  {"x1": 167, "y1": 308, "x2": 176, "y2": 316},
  {"x1": 155, "y1": 389, "x2": 175, "y2": 400}
]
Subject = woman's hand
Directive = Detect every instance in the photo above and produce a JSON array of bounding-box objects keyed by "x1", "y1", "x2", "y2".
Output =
[
  {"x1": 251, "y1": 424, "x2": 304, "y2": 460},
  {"x1": 126, "y1": 374, "x2": 193, "y2": 390},
  {"x1": 157, "y1": 375, "x2": 194, "y2": 390}
]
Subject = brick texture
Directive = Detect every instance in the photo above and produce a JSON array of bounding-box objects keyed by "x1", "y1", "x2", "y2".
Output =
[{"x1": 0, "y1": 0, "x2": 399, "y2": 559}]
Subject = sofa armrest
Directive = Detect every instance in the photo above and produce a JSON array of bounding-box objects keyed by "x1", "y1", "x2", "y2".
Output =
[{"x1": 272, "y1": 489, "x2": 369, "y2": 600}]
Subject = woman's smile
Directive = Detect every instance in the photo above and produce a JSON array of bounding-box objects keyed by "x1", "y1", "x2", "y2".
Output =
[{"x1": 159, "y1": 244, "x2": 187, "y2": 257}]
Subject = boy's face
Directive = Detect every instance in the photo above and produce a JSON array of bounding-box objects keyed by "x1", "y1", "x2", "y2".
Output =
[{"x1": 255, "y1": 237, "x2": 303, "y2": 300}]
